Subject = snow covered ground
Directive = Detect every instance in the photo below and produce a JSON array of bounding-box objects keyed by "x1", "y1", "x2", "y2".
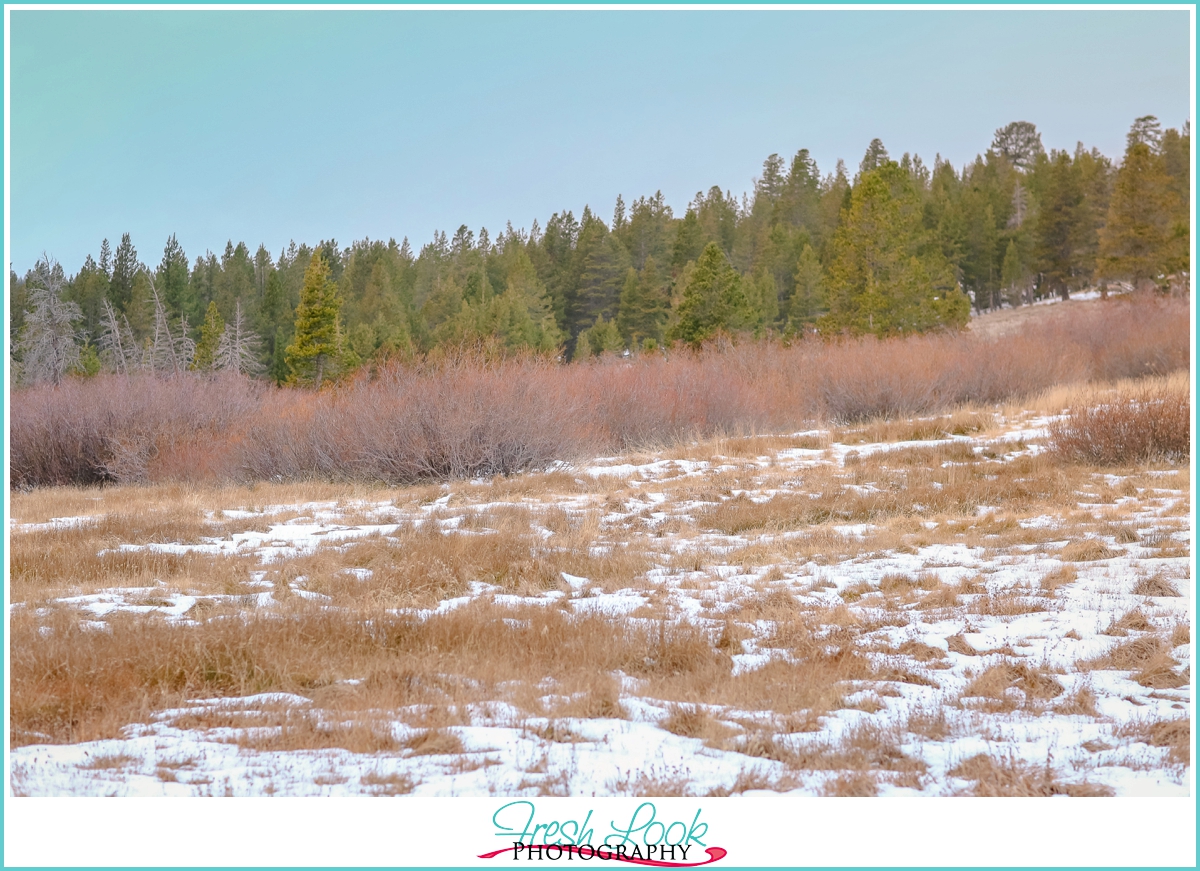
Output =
[{"x1": 9, "y1": 406, "x2": 1192, "y2": 797}]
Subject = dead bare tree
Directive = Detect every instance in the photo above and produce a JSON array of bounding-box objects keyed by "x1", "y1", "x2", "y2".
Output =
[
  {"x1": 17, "y1": 255, "x2": 83, "y2": 386},
  {"x1": 144, "y1": 271, "x2": 195, "y2": 376},
  {"x1": 214, "y1": 299, "x2": 263, "y2": 376},
  {"x1": 98, "y1": 299, "x2": 140, "y2": 375}
]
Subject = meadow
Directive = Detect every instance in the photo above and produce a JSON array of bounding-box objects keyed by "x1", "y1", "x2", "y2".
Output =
[{"x1": 8, "y1": 293, "x2": 1192, "y2": 796}]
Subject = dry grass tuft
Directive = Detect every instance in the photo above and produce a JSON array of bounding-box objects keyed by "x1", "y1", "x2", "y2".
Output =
[
  {"x1": 402, "y1": 729, "x2": 465, "y2": 757},
  {"x1": 962, "y1": 661, "x2": 1064, "y2": 710},
  {"x1": 1169, "y1": 623, "x2": 1190, "y2": 648},
  {"x1": 361, "y1": 770, "x2": 417, "y2": 795},
  {"x1": 235, "y1": 714, "x2": 403, "y2": 754},
  {"x1": 969, "y1": 590, "x2": 1047, "y2": 617},
  {"x1": 897, "y1": 640, "x2": 946, "y2": 662},
  {"x1": 820, "y1": 771, "x2": 879, "y2": 796},
  {"x1": 903, "y1": 707, "x2": 950, "y2": 741},
  {"x1": 79, "y1": 752, "x2": 137, "y2": 770},
  {"x1": 1082, "y1": 635, "x2": 1187, "y2": 689},
  {"x1": 660, "y1": 705, "x2": 735, "y2": 743},
  {"x1": 949, "y1": 753, "x2": 1113, "y2": 797},
  {"x1": 1060, "y1": 539, "x2": 1122, "y2": 562},
  {"x1": 1039, "y1": 564, "x2": 1078, "y2": 592},
  {"x1": 1145, "y1": 719, "x2": 1191, "y2": 765},
  {"x1": 1055, "y1": 686, "x2": 1100, "y2": 717},
  {"x1": 1117, "y1": 717, "x2": 1191, "y2": 765},
  {"x1": 1133, "y1": 574, "x2": 1182, "y2": 598},
  {"x1": 1103, "y1": 609, "x2": 1154, "y2": 636}
]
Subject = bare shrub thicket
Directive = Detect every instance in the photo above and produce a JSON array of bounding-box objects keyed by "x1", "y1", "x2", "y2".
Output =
[
  {"x1": 10, "y1": 373, "x2": 261, "y2": 487},
  {"x1": 10, "y1": 295, "x2": 1189, "y2": 488},
  {"x1": 1049, "y1": 384, "x2": 1191, "y2": 465}
]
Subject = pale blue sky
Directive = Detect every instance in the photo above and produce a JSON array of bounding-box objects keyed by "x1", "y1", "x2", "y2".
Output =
[{"x1": 8, "y1": 8, "x2": 1193, "y2": 275}]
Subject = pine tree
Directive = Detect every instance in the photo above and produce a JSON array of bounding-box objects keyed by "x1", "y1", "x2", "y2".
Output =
[
  {"x1": 498, "y1": 250, "x2": 562, "y2": 353},
  {"x1": 1000, "y1": 239, "x2": 1030, "y2": 306},
  {"x1": 745, "y1": 268, "x2": 779, "y2": 334},
  {"x1": 285, "y1": 253, "x2": 343, "y2": 386},
  {"x1": 587, "y1": 314, "x2": 622, "y2": 355},
  {"x1": 571, "y1": 329, "x2": 592, "y2": 362},
  {"x1": 1098, "y1": 136, "x2": 1176, "y2": 287},
  {"x1": 991, "y1": 121, "x2": 1044, "y2": 171},
  {"x1": 780, "y1": 149, "x2": 823, "y2": 235},
  {"x1": 192, "y1": 301, "x2": 225, "y2": 371},
  {"x1": 1127, "y1": 115, "x2": 1163, "y2": 151},
  {"x1": 612, "y1": 195, "x2": 627, "y2": 233},
  {"x1": 125, "y1": 268, "x2": 156, "y2": 340},
  {"x1": 859, "y1": 138, "x2": 890, "y2": 176},
  {"x1": 621, "y1": 191, "x2": 673, "y2": 270},
  {"x1": 667, "y1": 242, "x2": 750, "y2": 347},
  {"x1": 99, "y1": 238, "x2": 113, "y2": 280},
  {"x1": 671, "y1": 209, "x2": 705, "y2": 273},
  {"x1": 260, "y1": 267, "x2": 291, "y2": 373},
  {"x1": 65, "y1": 254, "x2": 110, "y2": 342},
  {"x1": 1033, "y1": 151, "x2": 1087, "y2": 299},
  {"x1": 570, "y1": 220, "x2": 628, "y2": 336},
  {"x1": 159, "y1": 234, "x2": 194, "y2": 322},
  {"x1": 616, "y1": 256, "x2": 668, "y2": 347},
  {"x1": 821, "y1": 162, "x2": 968, "y2": 336},
  {"x1": 214, "y1": 240, "x2": 255, "y2": 318},
  {"x1": 110, "y1": 233, "x2": 139, "y2": 311},
  {"x1": 788, "y1": 244, "x2": 826, "y2": 326}
]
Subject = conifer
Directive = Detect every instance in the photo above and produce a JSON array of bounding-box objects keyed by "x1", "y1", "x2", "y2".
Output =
[
  {"x1": 192, "y1": 301, "x2": 225, "y2": 371},
  {"x1": 667, "y1": 243, "x2": 750, "y2": 347},
  {"x1": 285, "y1": 254, "x2": 343, "y2": 386}
]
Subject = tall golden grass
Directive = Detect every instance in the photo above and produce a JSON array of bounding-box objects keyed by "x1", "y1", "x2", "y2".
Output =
[{"x1": 10, "y1": 294, "x2": 1188, "y2": 488}]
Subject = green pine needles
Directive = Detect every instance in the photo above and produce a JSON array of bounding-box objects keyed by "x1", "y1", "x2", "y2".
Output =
[{"x1": 285, "y1": 254, "x2": 343, "y2": 387}]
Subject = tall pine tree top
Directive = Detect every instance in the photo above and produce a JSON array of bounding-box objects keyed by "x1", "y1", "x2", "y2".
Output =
[
  {"x1": 668, "y1": 242, "x2": 750, "y2": 347},
  {"x1": 285, "y1": 253, "x2": 343, "y2": 387}
]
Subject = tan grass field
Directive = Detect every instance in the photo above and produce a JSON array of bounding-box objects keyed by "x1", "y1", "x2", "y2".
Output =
[{"x1": 7, "y1": 375, "x2": 1192, "y2": 796}]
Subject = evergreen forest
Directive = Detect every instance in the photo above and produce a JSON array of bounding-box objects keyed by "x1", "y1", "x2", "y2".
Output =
[{"x1": 10, "y1": 116, "x2": 1191, "y2": 388}]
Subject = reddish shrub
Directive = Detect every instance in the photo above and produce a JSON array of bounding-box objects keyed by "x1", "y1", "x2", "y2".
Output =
[
  {"x1": 1049, "y1": 386, "x2": 1191, "y2": 465},
  {"x1": 10, "y1": 296, "x2": 1190, "y2": 488}
]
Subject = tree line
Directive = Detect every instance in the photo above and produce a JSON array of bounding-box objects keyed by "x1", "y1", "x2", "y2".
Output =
[{"x1": 9, "y1": 116, "x2": 1189, "y2": 387}]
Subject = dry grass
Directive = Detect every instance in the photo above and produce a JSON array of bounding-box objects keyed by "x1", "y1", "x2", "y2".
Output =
[
  {"x1": 820, "y1": 771, "x2": 879, "y2": 796},
  {"x1": 78, "y1": 752, "x2": 137, "y2": 770},
  {"x1": 968, "y1": 589, "x2": 1048, "y2": 617},
  {"x1": 1059, "y1": 539, "x2": 1122, "y2": 562},
  {"x1": 1102, "y1": 609, "x2": 1154, "y2": 636},
  {"x1": 962, "y1": 661, "x2": 1064, "y2": 712},
  {"x1": 1133, "y1": 573, "x2": 1182, "y2": 598},
  {"x1": 402, "y1": 729, "x2": 465, "y2": 757},
  {"x1": 660, "y1": 705, "x2": 736, "y2": 743},
  {"x1": 948, "y1": 753, "x2": 1114, "y2": 797},
  {"x1": 10, "y1": 342, "x2": 1192, "y2": 799},
  {"x1": 1055, "y1": 686, "x2": 1101, "y2": 717},
  {"x1": 233, "y1": 713, "x2": 403, "y2": 754},
  {"x1": 360, "y1": 769, "x2": 417, "y2": 795},
  {"x1": 1115, "y1": 718, "x2": 1191, "y2": 765},
  {"x1": 1080, "y1": 635, "x2": 1188, "y2": 689},
  {"x1": 1039, "y1": 565, "x2": 1078, "y2": 593}
]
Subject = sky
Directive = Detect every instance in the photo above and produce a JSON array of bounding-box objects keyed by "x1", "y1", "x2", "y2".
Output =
[{"x1": 7, "y1": 7, "x2": 1193, "y2": 275}]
